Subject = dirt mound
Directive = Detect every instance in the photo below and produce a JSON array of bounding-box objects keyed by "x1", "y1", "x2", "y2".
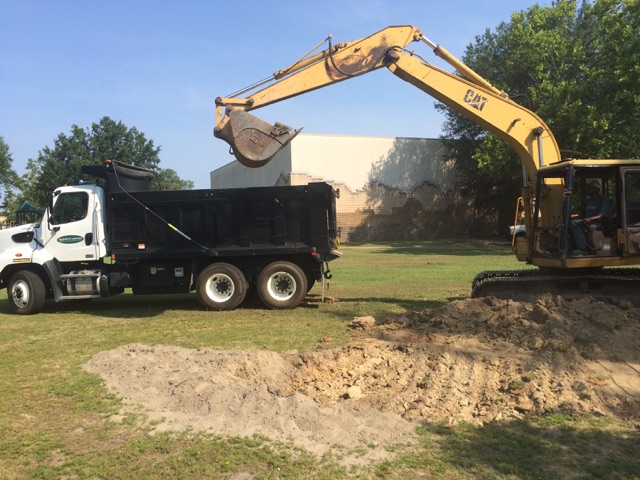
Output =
[
  {"x1": 84, "y1": 345, "x2": 416, "y2": 464},
  {"x1": 293, "y1": 295, "x2": 640, "y2": 424},
  {"x1": 85, "y1": 295, "x2": 640, "y2": 463}
]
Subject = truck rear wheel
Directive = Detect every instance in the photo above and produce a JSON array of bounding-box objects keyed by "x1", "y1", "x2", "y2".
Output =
[
  {"x1": 196, "y1": 263, "x2": 248, "y2": 310},
  {"x1": 257, "y1": 261, "x2": 308, "y2": 309},
  {"x1": 8, "y1": 270, "x2": 46, "y2": 315}
]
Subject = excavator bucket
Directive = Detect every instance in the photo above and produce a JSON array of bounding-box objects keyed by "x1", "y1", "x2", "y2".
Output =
[{"x1": 214, "y1": 110, "x2": 302, "y2": 168}]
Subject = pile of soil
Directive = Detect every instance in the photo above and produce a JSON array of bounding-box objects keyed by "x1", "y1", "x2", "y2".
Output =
[{"x1": 85, "y1": 295, "x2": 640, "y2": 464}]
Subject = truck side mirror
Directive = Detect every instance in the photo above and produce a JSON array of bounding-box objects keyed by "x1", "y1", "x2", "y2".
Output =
[
  {"x1": 45, "y1": 192, "x2": 59, "y2": 231},
  {"x1": 46, "y1": 192, "x2": 54, "y2": 214}
]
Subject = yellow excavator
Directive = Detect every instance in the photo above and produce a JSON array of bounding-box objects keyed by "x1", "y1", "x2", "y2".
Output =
[{"x1": 214, "y1": 25, "x2": 640, "y2": 301}]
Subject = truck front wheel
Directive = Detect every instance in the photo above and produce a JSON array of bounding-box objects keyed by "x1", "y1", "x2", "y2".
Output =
[
  {"x1": 257, "y1": 261, "x2": 308, "y2": 309},
  {"x1": 196, "y1": 263, "x2": 248, "y2": 310},
  {"x1": 8, "y1": 270, "x2": 46, "y2": 315}
]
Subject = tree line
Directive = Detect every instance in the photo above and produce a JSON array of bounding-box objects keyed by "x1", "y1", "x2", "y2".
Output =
[
  {"x1": 439, "y1": 0, "x2": 639, "y2": 216},
  {"x1": 2, "y1": 0, "x2": 638, "y2": 227},
  {"x1": 0, "y1": 117, "x2": 194, "y2": 224}
]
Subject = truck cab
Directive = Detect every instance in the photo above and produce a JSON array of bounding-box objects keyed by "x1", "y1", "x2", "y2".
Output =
[{"x1": 42, "y1": 184, "x2": 108, "y2": 263}]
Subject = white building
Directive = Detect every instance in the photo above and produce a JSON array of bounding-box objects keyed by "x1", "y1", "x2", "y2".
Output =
[{"x1": 211, "y1": 133, "x2": 486, "y2": 241}]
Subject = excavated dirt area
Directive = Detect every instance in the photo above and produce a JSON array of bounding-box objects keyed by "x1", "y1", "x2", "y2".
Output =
[{"x1": 85, "y1": 295, "x2": 640, "y2": 465}]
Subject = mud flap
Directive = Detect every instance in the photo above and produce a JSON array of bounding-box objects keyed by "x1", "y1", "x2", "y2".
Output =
[{"x1": 214, "y1": 110, "x2": 302, "y2": 168}]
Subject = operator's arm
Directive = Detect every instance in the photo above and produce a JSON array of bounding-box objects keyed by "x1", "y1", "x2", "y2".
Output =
[{"x1": 582, "y1": 196, "x2": 609, "y2": 224}]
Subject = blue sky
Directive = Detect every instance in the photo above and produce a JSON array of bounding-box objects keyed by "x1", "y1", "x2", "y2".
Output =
[{"x1": 1, "y1": 0, "x2": 551, "y2": 189}]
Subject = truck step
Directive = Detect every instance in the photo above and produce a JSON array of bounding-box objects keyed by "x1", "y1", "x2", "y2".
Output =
[
  {"x1": 58, "y1": 295, "x2": 101, "y2": 301},
  {"x1": 59, "y1": 273, "x2": 100, "y2": 279}
]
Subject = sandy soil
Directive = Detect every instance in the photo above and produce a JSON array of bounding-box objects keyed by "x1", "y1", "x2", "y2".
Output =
[{"x1": 84, "y1": 294, "x2": 640, "y2": 465}]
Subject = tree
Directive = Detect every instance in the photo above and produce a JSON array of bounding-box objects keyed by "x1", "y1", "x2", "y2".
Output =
[
  {"x1": 439, "y1": 0, "x2": 640, "y2": 212},
  {"x1": 23, "y1": 117, "x2": 192, "y2": 208},
  {"x1": 153, "y1": 168, "x2": 195, "y2": 191},
  {"x1": 0, "y1": 137, "x2": 22, "y2": 221},
  {"x1": 0, "y1": 137, "x2": 19, "y2": 201}
]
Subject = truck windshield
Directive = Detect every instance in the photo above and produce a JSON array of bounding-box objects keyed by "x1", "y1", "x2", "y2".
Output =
[{"x1": 51, "y1": 192, "x2": 89, "y2": 225}]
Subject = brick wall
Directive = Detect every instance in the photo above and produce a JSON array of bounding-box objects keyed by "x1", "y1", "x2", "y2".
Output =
[{"x1": 288, "y1": 173, "x2": 497, "y2": 242}]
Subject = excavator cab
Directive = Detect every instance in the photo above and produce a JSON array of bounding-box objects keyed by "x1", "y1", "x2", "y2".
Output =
[
  {"x1": 214, "y1": 110, "x2": 301, "y2": 168},
  {"x1": 528, "y1": 161, "x2": 640, "y2": 265}
]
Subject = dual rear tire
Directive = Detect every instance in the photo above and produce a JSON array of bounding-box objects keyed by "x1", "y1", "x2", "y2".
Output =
[
  {"x1": 196, "y1": 261, "x2": 308, "y2": 311},
  {"x1": 196, "y1": 263, "x2": 248, "y2": 311},
  {"x1": 256, "y1": 261, "x2": 308, "y2": 310}
]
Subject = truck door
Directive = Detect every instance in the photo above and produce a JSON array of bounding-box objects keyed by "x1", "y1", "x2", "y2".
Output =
[
  {"x1": 621, "y1": 168, "x2": 640, "y2": 256},
  {"x1": 44, "y1": 186, "x2": 105, "y2": 263}
]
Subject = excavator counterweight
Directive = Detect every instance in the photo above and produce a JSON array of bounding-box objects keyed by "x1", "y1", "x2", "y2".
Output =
[{"x1": 214, "y1": 110, "x2": 301, "y2": 168}]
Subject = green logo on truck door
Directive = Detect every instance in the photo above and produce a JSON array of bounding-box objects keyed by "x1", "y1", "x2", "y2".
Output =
[{"x1": 57, "y1": 235, "x2": 84, "y2": 244}]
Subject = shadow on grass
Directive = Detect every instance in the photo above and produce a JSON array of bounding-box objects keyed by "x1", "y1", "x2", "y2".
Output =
[
  {"x1": 335, "y1": 296, "x2": 458, "y2": 312},
  {"x1": 0, "y1": 291, "x2": 204, "y2": 318},
  {"x1": 0, "y1": 293, "x2": 459, "y2": 320},
  {"x1": 347, "y1": 239, "x2": 516, "y2": 257},
  {"x1": 380, "y1": 417, "x2": 640, "y2": 479},
  {"x1": 36, "y1": 293, "x2": 203, "y2": 318},
  {"x1": 9, "y1": 291, "x2": 330, "y2": 318}
]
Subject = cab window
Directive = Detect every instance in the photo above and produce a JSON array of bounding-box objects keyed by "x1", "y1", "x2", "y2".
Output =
[
  {"x1": 51, "y1": 192, "x2": 89, "y2": 225},
  {"x1": 625, "y1": 171, "x2": 640, "y2": 226}
]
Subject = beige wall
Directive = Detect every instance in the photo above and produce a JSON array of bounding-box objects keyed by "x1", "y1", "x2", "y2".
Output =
[
  {"x1": 211, "y1": 133, "x2": 456, "y2": 192},
  {"x1": 211, "y1": 147, "x2": 293, "y2": 189},
  {"x1": 211, "y1": 133, "x2": 495, "y2": 241}
]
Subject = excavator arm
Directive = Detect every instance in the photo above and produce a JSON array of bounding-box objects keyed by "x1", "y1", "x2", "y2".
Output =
[
  {"x1": 214, "y1": 24, "x2": 561, "y2": 182},
  {"x1": 214, "y1": 25, "x2": 423, "y2": 167}
]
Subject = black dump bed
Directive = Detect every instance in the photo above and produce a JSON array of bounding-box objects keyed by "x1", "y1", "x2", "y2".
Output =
[{"x1": 83, "y1": 161, "x2": 339, "y2": 262}]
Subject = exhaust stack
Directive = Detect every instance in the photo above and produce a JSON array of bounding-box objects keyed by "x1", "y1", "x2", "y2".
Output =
[{"x1": 214, "y1": 110, "x2": 301, "y2": 168}]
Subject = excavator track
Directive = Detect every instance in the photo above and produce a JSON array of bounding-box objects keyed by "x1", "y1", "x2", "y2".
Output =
[{"x1": 472, "y1": 268, "x2": 640, "y2": 305}]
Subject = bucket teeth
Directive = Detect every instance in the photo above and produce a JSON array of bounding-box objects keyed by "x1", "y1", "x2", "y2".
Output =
[{"x1": 215, "y1": 110, "x2": 302, "y2": 168}]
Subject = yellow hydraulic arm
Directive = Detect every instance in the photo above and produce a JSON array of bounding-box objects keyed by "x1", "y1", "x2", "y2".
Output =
[{"x1": 214, "y1": 24, "x2": 561, "y2": 183}]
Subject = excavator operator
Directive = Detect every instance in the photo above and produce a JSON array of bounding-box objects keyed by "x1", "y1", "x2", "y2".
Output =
[{"x1": 570, "y1": 179, "x2": 609, "y2": 256}]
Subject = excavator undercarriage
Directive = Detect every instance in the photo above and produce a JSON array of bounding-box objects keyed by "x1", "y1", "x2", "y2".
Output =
[{"x1": 472, "y1": 268, "x2": 640, "y2": 305}]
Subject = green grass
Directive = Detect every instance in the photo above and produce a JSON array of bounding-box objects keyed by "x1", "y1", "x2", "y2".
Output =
[
  {"x1": 375, "y1": 415, "x2": 640, "y2": 479},
  {"x1": 0, "y1": 240, "x2": 638, "y2": 479}
]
